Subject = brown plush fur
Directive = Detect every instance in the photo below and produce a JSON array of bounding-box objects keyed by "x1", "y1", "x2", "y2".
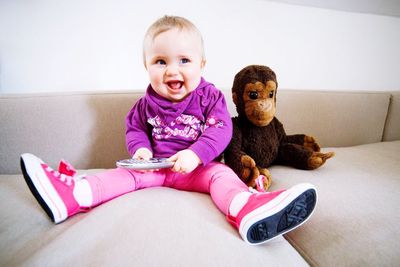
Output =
[{"x1": 224, "y1": 65, "x2": 334, "y2": 190}]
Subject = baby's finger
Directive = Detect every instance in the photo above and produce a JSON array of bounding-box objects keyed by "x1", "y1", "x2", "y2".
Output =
[
  {"x1": 172, "y1": 160, "x2": 182, "y2": 172},
  {"x1": 167, "y1": 154, "x2": 178, "y2": 162}
]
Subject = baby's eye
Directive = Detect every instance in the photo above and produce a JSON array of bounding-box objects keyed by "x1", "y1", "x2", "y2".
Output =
[
  {"x1": 180, "y1": 58, "x2": 190, "y2": 64},
  {"x1": 155, "y1": 59, "x2": 166, "y2": 65}
]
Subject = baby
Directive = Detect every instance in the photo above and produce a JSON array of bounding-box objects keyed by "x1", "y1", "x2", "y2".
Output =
[{"x1": 20, "y1": 15, "x2": 317, "y2": 245}]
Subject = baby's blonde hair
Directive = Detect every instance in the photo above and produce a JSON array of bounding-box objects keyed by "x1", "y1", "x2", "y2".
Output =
[{"x1": 143, "y1": 15, "x2": 205, "y2": 65}]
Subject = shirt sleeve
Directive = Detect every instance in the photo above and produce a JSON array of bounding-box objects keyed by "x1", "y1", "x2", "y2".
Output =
[
  {"x1": 125, "y1": 98, "x2": 153, "y2": 156},
  {"x1": 189, "y1": 87, "x2": 233, "y2": 165}
]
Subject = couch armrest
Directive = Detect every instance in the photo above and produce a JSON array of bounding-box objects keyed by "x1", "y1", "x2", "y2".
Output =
[{"x1": 383, "y1": 92, "x2": 400, "y2": 141}]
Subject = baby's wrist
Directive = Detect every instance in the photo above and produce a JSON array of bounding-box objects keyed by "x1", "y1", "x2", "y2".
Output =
[{"x1": 188, "y1": 149, "x2": 202, "y2": 164}]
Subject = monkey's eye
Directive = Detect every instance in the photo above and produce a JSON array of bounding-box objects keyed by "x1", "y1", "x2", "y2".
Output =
[
  {"x1": 249, "y1": 91, "x2": 258, "y2": 100},
  {"x1": 269, "y1": 90, "x2": 274, "y2": 98}
]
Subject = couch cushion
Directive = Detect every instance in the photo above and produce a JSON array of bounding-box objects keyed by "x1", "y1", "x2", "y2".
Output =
[
  {"x1": 0, "y1": 172, "x2": 308, "y2": 266},
  {"x1": 383, "y1": 92, "x2": 400, "y2": 141},
  {"x1": 269, "y1": 141, "x2": 400, "y2": 266}
]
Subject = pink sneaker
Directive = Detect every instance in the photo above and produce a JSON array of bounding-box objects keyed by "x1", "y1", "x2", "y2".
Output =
[
  {"x1": 227, "y1": 183, "x2": 317, "y2": 245},
  {"x1": 20, "y1": 153, "x2": 88, "y2": 224}
]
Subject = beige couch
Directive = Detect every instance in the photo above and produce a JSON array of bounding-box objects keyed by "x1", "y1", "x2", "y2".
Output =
[{"x1": 1, "y1": 89, "x2": 399, "y2": 266}]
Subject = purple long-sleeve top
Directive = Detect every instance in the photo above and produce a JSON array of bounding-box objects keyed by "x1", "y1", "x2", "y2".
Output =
[{"x1": 125, "y1": 78, "x2": 233, "y2": 165}]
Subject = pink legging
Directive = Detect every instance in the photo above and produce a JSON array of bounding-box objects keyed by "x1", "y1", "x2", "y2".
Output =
[{"x1": 85, "y1": 162, "x2": 249, "y2": 215}]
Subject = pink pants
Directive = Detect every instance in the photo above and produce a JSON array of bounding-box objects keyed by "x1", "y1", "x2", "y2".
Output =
[{"x1": 85, "y1": 162, "x2": 248, "y2": 215}]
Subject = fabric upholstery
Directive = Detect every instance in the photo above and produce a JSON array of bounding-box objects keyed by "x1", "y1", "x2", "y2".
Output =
[
  {"x1": 1, "y1": 89, "x2": 399, "y2": 266},
  {"x1": 275, "y1": 90, "x2": 391, "y2": 147},
  {"x1": 1, "y1": 92, "x2": 139, "y2": 174},
  {"x1": 383, "y1": 92, "x2": 400, "y2": 141},
  {"x1": 0, "y1": 172, "x2": 307, "y2": 267},
  {"x1": 0, "y1": 90, "x2": 394, "y2": 174},
  {"x1": 270, "y1": 141, "x2": 400, "y2": 266}
]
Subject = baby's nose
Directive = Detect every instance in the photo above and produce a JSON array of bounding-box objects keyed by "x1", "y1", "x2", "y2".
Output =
[{"x1": 165, "y1": 64, "x2": 179, "y2": 76}]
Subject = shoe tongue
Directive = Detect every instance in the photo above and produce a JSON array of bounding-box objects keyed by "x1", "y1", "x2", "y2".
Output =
[{"x1": 58, "y1": 160, "x2": 76, "y2": 176}]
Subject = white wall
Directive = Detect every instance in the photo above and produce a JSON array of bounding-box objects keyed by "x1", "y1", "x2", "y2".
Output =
[{"x1": 1, "y1": 0, "x2": 399, "y2": 94}]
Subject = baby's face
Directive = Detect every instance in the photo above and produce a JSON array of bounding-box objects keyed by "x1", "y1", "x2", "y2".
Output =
[{"x1": 144, "y1": 28, "x2": 205, "y2": 102}]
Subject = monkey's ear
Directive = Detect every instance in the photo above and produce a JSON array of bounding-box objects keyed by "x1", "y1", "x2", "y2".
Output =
[{"x1": 232, "y1": 92, "x2": 238, "y2": 105}]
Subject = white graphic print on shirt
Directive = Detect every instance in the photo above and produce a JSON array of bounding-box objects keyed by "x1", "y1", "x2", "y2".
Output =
[{"x1": 147, "y1": 114, "x2": 223, "y2": 140}]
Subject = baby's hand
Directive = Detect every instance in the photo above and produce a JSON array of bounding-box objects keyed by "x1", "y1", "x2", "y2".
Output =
[
  {"x1": 168, "y1": 149, "x2": 201, "y2": 174},
  {"x1": 132, "y1": 148, "x2": 153, "y2": 160},
  {"x1": 132, "y1": 147, "x2": 153, "y2": 160},
  {"x1": 131, "y1": 148, "x2": 156, "y2": 172}
]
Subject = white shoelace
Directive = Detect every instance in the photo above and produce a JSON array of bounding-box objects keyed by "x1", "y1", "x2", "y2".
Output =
[{"x1": 45, "y1": 166, "x2": 73, "y2": 186}]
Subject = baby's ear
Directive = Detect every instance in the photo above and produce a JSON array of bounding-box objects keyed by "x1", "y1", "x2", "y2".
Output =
[
  {"x1": 201, "y1": 59, "x2": 206, "y2": 68},
  {"x1": 143, "y1": 60, "x2": 149, "y2": 70}
]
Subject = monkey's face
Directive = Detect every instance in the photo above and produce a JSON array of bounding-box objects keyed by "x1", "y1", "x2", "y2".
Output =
[{"x1": 242, "y1": 80, "x2": 277, "y2": 127}]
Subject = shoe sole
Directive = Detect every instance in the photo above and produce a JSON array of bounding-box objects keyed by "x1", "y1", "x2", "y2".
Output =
[
  {"x1": 20, "y1": 154, "x2": 67, "y2": 223},
  {"x1": 241, "y1": 183, "x2": 317, "y2": 245}
]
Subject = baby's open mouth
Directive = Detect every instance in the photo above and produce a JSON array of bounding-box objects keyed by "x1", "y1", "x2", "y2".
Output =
[{"x1": 166, "y1": 80, "x2": 183, "y2": 90}]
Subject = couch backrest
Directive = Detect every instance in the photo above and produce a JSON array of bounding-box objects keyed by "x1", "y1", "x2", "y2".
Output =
[
  {"x1": 0, "y1": 90, "x2": 397, "y2": 174},
  {"x1": 1, "y1": 92, "x2": 140, "y2": 174},
  {"x1": 275, "y1": 90, "x2": 392, "y2": 147},
  {"x1": 226, "y1": 90, "x2": 395, "y2": 146}
]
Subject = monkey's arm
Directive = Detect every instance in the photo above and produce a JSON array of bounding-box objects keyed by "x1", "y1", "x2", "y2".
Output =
[
  {"x1": 274, "y1": 118, "x2": 320, "y2": 152},
  {"x1": 224, "y1": 118, "x2": 254, "y2": 180},
  {"x1": 274, "y1": 118, "x2": 334, "y2": 169}
]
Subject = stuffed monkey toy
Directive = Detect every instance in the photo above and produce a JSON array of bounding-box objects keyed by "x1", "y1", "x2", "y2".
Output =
[{"x1": 224, "y1": 65, "x2": 334, "y2": 191}]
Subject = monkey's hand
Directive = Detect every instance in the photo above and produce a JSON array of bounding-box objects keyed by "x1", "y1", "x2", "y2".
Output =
[
  {"x1": 240, "y1": 155, "x2": 256, "y2": 182},
  {"x1": 304, "y1": 135, "x2": 321, "y2": 152}
]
